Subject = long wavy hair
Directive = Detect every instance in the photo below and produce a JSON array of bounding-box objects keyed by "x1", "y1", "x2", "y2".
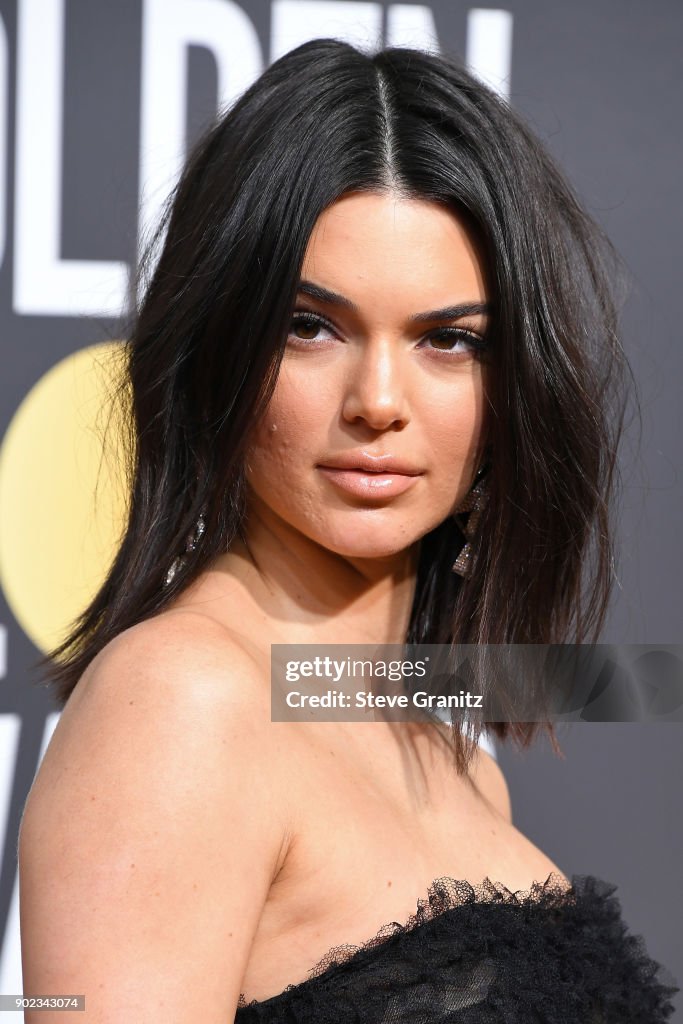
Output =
[{"x1": 35, "y1": 38, "x2": 632, "y2": 772}]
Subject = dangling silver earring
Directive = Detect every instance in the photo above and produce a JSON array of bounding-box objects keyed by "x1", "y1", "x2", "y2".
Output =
[
  {"x1": 163, "y1": 507, "x2": 207, "y2": 587},
  {"x1": 451, "y1": 465, "x2": 490, "y2": 578}
]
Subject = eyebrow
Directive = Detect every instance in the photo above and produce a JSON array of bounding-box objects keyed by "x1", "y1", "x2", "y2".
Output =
[{"x1": 297, "y1": 279, "x2": 492, "y2": 322}]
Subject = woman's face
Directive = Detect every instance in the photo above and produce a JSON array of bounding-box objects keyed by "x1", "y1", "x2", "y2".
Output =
[{"x1": 244, "y1": 190, "x2": 491, "y2": 564}]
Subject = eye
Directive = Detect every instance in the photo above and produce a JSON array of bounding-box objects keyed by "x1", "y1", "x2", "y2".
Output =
[
  {"x1": 288, "y1": 311, "x2": 337, "y2": 346},
  {"x1": 287, "y1": 311, "x2": 489, "y2": 357},
  {"x1": 421, "y1": 328, "x2": 489, "y2": 358}
]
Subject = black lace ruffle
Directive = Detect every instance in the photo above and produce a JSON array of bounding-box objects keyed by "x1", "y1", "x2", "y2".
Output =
[{"x1": 235, "y1": 872, "x2": 679, "y2": 1022}]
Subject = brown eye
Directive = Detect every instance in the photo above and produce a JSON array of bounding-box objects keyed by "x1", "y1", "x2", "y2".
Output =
[
  {"x1": 293, "y1": 318, "x2": 321, "y2": 340},
  {"x1": 423, "y1": 328, "x2": 488, "y2": 357},
  {"x1": 288, "y1": 312, "x2": 336, "y2": 346}
]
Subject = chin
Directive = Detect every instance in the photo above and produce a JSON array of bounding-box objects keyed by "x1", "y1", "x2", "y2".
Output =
[
  {"x1": 343, "y1": 546, "x2": 411, "y2": 559},
  {"x1": 313, "y1": 513, "x2": 440, "y2": 556},
  {"x1": 317, "y1": 532, "x2": 420, "y2": 561}
]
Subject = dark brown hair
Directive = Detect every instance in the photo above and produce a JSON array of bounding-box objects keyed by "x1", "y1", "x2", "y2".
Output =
[{"x1": 34, "y1": 38, "x2": 632, "y2": 772}]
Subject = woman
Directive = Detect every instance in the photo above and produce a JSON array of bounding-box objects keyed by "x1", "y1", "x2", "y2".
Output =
[{"x1": 18, "y1": 38, "x2": 678, "y2": 1023}]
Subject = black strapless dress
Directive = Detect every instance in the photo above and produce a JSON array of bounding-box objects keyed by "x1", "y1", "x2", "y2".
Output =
[{"x1": 235, "y1": 873, "x2": 679, "y2": 1022}]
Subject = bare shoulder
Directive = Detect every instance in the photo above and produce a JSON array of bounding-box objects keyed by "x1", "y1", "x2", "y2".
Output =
[
  {"x1": 469, "y1": 741, "x2": 513, "y2": 823},
  {"x1": 18, "y1": 611, "x2": 294, "y2": 1022},
  {"x1": 79, "y1": 608, "x2": 271, "y2": 712},
  {"x1": 27, "y1": 609, "x2": 279, "y2": 790}
]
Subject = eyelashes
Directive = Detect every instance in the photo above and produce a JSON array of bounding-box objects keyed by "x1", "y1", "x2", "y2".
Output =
[{"x1": 287, "y1": 310, "x2": 489, "y2": 358}]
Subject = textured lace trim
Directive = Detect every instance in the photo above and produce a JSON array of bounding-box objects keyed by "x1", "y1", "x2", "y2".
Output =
[{"x1": 237, "y1": 870, "x2": 576, "y2": 1009}]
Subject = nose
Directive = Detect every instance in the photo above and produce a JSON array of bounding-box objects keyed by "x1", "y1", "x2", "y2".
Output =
[{"x1": 341, "y1": 337, "x2": 410, "y2": 431}]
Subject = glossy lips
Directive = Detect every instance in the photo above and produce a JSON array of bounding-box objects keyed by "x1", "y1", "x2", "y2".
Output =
[{"x1": 317, "y1": 453, "x2": 423, "y2": 499}]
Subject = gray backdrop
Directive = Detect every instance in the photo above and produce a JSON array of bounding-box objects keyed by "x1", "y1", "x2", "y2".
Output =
[{"x1": 0, "y1": 0, "x2": 680, "y2": 1017}]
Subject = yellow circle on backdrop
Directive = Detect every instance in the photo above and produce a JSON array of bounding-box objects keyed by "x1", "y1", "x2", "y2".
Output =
[{"x1": 0, "y1": 342, "x2": 132, "y2": 655}]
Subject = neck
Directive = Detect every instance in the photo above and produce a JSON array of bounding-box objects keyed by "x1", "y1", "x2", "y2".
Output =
[{"x1": 214, "y1": 499, "x2": 420, "y2": 646}]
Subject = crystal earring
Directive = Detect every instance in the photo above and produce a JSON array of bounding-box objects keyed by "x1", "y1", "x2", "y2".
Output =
[
  {"x1": 451, "y1": 465, "x2": 490, "y2": 578},
  {"x1": 163, "y1": 507, "x2": 207, "y2": 587}
]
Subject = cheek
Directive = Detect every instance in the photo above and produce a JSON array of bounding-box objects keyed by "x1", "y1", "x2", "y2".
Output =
[
  {"x1": 424, "y1": 384, "x2": 486, "y2": 463},
  {"x1": 245, "y1": 373, "x2": 328, "y2": 481}
]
